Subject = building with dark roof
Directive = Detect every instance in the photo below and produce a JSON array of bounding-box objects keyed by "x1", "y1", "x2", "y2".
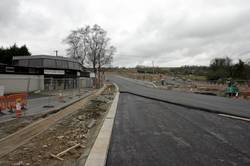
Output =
[
  {"x1": 0, "y1": 55, "x2": 92, "y2": 94},
  {"x1": 13, "y1": 55, "x2": 81, "y2": 70},
  {"x1": 12, "y1": 55, "x2": 90, "y2": 77}
]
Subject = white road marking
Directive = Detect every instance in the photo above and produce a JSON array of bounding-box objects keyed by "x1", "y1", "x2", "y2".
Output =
[{"x1": 218, "y1": 114, "x2": 250, "y2": 122}]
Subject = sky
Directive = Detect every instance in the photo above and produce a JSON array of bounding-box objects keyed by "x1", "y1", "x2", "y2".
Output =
[{"x1": 0, "y1": 0, "x2": 250, "y2": 67}]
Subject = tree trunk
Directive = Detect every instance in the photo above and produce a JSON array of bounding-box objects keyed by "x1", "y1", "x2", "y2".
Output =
[
  {"x1": 98, "y1": 54, "x2": 101, "y2": 88},
  {"x1": 93, "y1": 57, "x2": 96, "y2": 88},
  {"x1": 98, "y1": 65, "x2": 101, "y2": 88}
]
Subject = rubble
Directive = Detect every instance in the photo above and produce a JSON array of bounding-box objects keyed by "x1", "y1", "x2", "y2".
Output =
[
  {"x1": 0, "y1": 84, "x2": 116, "y2": 165},
  {"x1": 12, "y1": 161, "x2": 24, "y2": 166},
  {"x1": 77, "y1": 115, "x2": 85, "y2": 121},
  {"x1": 56, "y1": 136, "x2": 64, "y2": 140},
  {"x1": 86, "y1": 119, "x2": 96, "y2": 129}
]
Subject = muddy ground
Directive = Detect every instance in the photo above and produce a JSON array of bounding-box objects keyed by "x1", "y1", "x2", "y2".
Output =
[
  {"x1": 0, "y1": 115, "x2": 41, "y2": 140},
  {"x1": 0, "y1": 84, "x2": 115, "y2": 166}
]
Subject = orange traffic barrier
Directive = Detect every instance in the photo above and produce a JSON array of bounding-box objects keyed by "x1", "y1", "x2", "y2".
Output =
[
  {"x1": 6, "y1": 95, "x2": 17, "y2": 112},
  {"x1": 7, "y1": 93, "x2": 28, "y2": 110},
  {"x1": 0, "y1": 96, "x2": 7, "y2": 113},
  {"x1": 14, "y1": 93, "x2": 27, "y2": 109},
  {"x1": 0, "y1": 93, "x2": 28, "y2": 113}
]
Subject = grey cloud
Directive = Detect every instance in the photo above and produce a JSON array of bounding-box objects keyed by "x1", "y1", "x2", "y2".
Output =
[
  {"x1": 115, "y1": 2, "x2": 250, "y2": 67},
  {"x1": 1, "y1": 0, "x2": 250, "y2": 67},
  {"x1": 0, "y1": 0, "x2": 20, "y2": 25},
  {"x1": 178, "y1": 9, "x2": 250, "y2": 39},
  {"x1": 0, "y1": 0, "x2": 52, "y2": 37}
]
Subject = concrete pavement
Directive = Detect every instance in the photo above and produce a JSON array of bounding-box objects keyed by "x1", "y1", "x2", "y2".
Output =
[{"x1": 0, "y1": 90, "x2": 92, "y2": 122}]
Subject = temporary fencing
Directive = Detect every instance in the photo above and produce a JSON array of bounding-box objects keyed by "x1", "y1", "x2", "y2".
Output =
[
  {"x1": 0, "y1": 96, "x2": 7, "y2": 112},
  {"x1": 0, "y1": 77, "x2": 93, "y2": 94},
  {"x1": 0, "y1": 93, "x2": 28, "y2": 114}
]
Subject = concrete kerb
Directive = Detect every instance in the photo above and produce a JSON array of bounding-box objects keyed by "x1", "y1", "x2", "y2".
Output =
[{"x1": 84, "y1": 83, "x2": 120, "y2": 166}]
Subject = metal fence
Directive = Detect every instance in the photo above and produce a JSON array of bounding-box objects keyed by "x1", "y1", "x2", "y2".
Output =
[
  {"x1": 0, "y1": 75, "x2": 101, "y2": 120},
  {"x1": 0, "y1": 76, "x2": 93, "y2": 95},
  {"x1": 44, "y1": 78, "x2": 77, "y2": 91},
  {"x1": 44, "y1": 77, "x2": 93, "y2": 91}
]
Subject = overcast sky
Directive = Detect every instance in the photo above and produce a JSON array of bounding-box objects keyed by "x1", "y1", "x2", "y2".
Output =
[{"x1": 0, "y1": 0, "x2": 250, "y2": 67}]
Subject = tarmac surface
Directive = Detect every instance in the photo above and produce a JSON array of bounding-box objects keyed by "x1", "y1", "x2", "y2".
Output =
[
  {"x1": 108, "y1": 76, "x2": 250, "y2": 118},
  {"x1": 107, "y1": 93, "x2": 250, "y2": 166},
  {"x1": 106, "y1": 76, "x2": 250, "y2": 166}
]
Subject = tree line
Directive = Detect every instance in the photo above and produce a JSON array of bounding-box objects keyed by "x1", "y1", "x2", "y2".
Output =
[
  {"x1": 208, "y1": 57, "x2": 249, "y2": 81},
  {"x1": 135, "y1": 57, "x2": 250, "y2": 82},
  {"x1": 0, "y1": 44, "x2": 31, "y2": 65}
]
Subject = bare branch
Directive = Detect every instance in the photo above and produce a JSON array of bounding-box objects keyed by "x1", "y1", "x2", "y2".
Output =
[{"x1": 63, "y1": 24, "x2": 116, "y2": 75}]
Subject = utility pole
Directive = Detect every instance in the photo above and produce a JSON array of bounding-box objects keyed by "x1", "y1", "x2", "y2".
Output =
[{"x1": 54, "y1": 50, "x2": 58, "y2": 56}]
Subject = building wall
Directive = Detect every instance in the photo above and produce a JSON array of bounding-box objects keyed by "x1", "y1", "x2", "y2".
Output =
[{"x1": 0, "y1": 74, "x2": 44, "y2": 94}]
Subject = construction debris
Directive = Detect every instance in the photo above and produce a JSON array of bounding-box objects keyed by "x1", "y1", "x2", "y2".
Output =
[
  {"x1": 56, "y1": 143, "x2": 81, "y2": 157},
  {"x1": 50, "y1": 153, "x2": 64, "y2": 161},
  {"x1": 56, "y1": 136, "x2": 64, "y2": 140},
  {"x1": 12, "y1": 161, "x2": 24, "y2": 166},
  {"x1": 86, "y1": 119, "x2": 96, "y2": 129},
  {"x1": 0, "y1": 84, "x2": 116, "y2": 165}
]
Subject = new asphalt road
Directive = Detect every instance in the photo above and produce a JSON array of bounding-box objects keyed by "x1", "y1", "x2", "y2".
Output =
[
  {"x1": 109, "y1": 76, "x2": 250, "y2": 118},
  {"x1": 106, "y1": 76, "x2": 250, "y2": 166}
]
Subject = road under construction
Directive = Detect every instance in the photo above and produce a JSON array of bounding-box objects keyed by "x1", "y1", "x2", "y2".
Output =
[
  {"x1": 0, "y1": 75, "x2": 249, "y2": 166},
  {"x1": 106, "y1": 75, "x2": 250, "y2": 166}
]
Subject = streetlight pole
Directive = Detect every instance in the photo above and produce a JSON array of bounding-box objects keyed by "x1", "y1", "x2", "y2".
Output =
[{"x1": 54, "y1": 50, "x2": 58, "y2": 56}]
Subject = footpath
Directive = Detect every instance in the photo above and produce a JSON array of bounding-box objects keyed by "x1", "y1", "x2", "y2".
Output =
[{"x1": 0, "y1": 90, "x2": 92, "y2": 123}]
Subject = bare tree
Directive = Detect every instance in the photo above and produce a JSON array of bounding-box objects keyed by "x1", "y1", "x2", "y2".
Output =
[
  {"x1": 63, "y1": 24, "x2": 116, "y2": 87},
  {"x1": 63, "y1": 30, "x2": 86, "y2": 64}
]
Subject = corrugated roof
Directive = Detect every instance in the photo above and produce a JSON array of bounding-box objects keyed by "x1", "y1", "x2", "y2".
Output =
[{"x1": 13, "y1": 55, "x2": 79, "y2": 63}]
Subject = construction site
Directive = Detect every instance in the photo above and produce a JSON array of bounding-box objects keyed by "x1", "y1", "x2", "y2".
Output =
[
  {"x1": 110, "y1": 69, "x2": 250, "y2": 99},
  {"x1": 0, "y1": 81, "x2": 117, "y2": 166},
  {"x1": 0, "y1": 62, "x2": 250, "y2": 166},
  {"x1": 1, "y1": 1, "x2": 250, "y2": 165}
]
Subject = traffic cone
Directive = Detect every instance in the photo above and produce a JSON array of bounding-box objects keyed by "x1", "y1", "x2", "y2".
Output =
[
  {"x1": 58, "y1": 93, "x2": 65, "y2": 103},
  {"x1": 16, "y1": 99, "x2": 22, "y2": 118}
]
